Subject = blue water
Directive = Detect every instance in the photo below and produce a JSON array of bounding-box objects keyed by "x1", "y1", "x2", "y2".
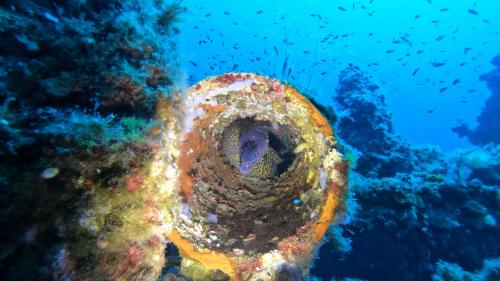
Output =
[{"x1": 178, "y1": 0, "x2": 500, "y2": 151}]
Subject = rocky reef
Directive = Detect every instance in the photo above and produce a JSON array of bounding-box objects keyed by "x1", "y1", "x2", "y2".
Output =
[
  {"x1": 452, "y1": 55, "x2": 500, "y2": 146},
  {"x1": 0, "y1": 0, "x2": 184, "y2": 280},
  {"x1": 310, "y1": 65, "x2": 500, "y2": 281}
]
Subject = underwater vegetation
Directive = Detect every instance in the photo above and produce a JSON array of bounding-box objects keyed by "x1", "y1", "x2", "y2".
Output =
[{"x1": 0, "y1": 0, "x2": 499, "y2": 281}]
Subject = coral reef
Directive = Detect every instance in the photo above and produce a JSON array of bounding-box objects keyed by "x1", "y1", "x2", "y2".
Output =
[
  {"x1": 0, "y1": 0, "x2": 183, "y2": 154},
  {"x1": 310, "y1": 65, "x2": 500, "y2": 281},
  {"x1": 432, "y1": 258, "x2": 500, "y2": 281},
  {"x1": 332, "y1": 65, "x2": 414, "y2": 178},
  {"x1": 452, "y1": 54, "x2": 500, "y2": 146},
  {"x1": 0, "y1": 0, "x2": 183, "y2": 280}
]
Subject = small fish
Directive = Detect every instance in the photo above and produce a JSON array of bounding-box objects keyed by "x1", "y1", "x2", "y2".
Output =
[
  {"x1": 440, "y1": 8, "x2": 449, "y2": 12},
  {"x1": 435, "y1": 35, "x2": 445, "y2": 41},
  {"x1": 223, "y1": 11, "x2": 230, "y2": 15},
  {"x1": 42, "y1": 12, "x2": 59, "y2": 24},
  {"x1": 320, "y1": 71, "x2": 327, "y2": 75},
  {"x1": 204, "y1": 13, "x2": 211, "y2": 17},
  {"x1": 464, "y1": 47, "x2": 472, "y2": 54},
  {"x1": 338, "y1": 6, "x2": 347, "y2": 11},
  {"x1": 385, "y1": 50, "x2": 395, "y2": 54},
  {"x1": 431, "y1": 61, "x2": 446, "y2": 67},
  {"x1": 415, "y1": 15, "x2": 421, "y2": 19},
  {"x1": 189, "y1": 61, "x2": 199, "y2": 66},
  {"x1": 468, "y1": 9, "x2": 479, "y2": 15},
  {"x1": 231, "y1": 64, "x2": 238, "y2": 70},
  {"x1": 452, "y1": 79, "x2": 460, "y2": 85},
  {"x1": 273, "y1": 45, "x2": 279, "y2": 55},
  {"x1": 256, "y1": 10, "x2": 263, "y2": 14},
  {"x1": 417, "y1": 50, "x2": 424, "y2": 54},
  {"x1": 439, "y1": 87, "x2": 448, "y2": 93},
  {"x1": 427, "y1": 109, "x2": 434, "y2": 113},
  {"x1": 281, "y1": 55, "x2": 289, "y2": 77},
  {"x1": 412, "y1": 68, "x2": 420, "y2": 76},
  {"x1": 431, "y1": 20, "x2": 440, "y2": 23},
  {"x1": 392, "y1": 40, "x2": 402, "y2": 44}
]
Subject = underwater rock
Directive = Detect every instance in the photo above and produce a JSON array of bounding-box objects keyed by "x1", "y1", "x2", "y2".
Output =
[
  {"x1": 453, "y1": 54, "x2": 500, "y2": 146},
  {"x1": 0, "y1": 0, "x2": 183, "y2": 155},
  {"x1": 332, "y1": 65, "x2": 413, "y2": 178},
  {"x1": 432, "y1": 258, "x2": 500, "y2": 281},
  {"x1": 450, "y1": 144, "x2": 500, "y2": 187},
  {"x1": 0, "y1": 0, "x2": 184, "y2": 280},
  {"x1": 164, "y1": 73, "x2": 348, "y2": 280}
]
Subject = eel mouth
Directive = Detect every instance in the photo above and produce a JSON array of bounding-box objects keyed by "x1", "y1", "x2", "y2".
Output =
[{"x1": 221, "y1": 117, "x2": 297, "y2": 178}]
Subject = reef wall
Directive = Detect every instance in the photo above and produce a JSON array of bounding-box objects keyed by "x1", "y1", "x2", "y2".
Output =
[
  {"x1": 0, "y1": 1, "x2": 184, "y2": 280},
  {"x1": 330, "y1": 65, "x2": 414, "y2": 178},
  {"x1": 310, "y1": 64, "x2": 500, "y2": 281},
  {"x1": 452, "y1": 55, "x2": 500, "y2": 146}
]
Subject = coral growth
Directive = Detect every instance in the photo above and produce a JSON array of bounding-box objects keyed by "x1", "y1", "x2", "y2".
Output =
[
  {"x1": 310, "y1": 64, "x2": 500, "y2": 281},
  {"x1": 0, "y1": 0, "x2": 183, "y2": 280},
  {"x1": 332, "y1": 65, "x2": 414, "y2": 178}
]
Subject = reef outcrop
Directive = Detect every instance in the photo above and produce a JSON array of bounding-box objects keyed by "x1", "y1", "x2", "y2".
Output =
[
  {"x1": 452, "y1": 55, "x2": 500, "y2": 146},
  {"x1": 331, "y1": 65, "x2": 414, "y2": 178},
  {"x1": 0, "y1": 1, "x2": 184, "y2": 280},
  {"x1": 310, "y1": 64, "x2": 500, "y2": 281}
]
